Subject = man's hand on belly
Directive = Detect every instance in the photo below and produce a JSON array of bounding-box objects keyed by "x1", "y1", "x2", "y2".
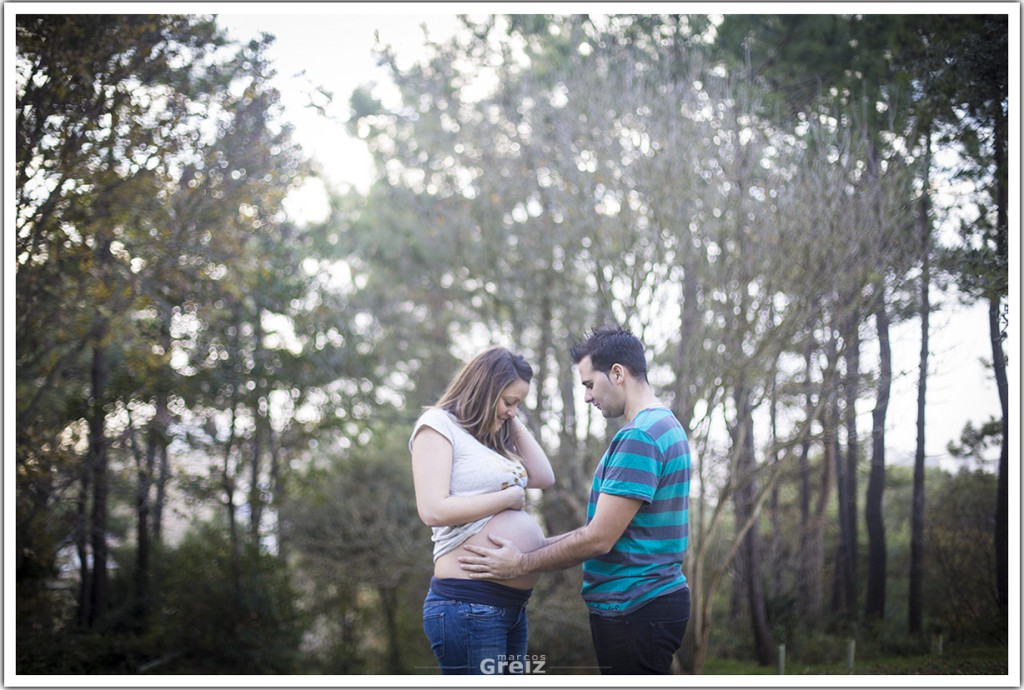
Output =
[
  {"x1": 458, "y1": 534, "x2": 525, "y2": 579},
  {"x1": 461, "y1": 494, "x2": 644, "y2": 577}
]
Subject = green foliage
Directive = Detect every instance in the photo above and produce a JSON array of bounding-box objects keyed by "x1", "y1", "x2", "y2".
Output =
[
  {"x1": 918, "y1": 16, "x2": 1008, "y2": 307},
  {"x1": 947, "y1": 418, "x2": 1003, "y2": 469},
  {"x1": 18, "y1": 526, "x2": 304, "y2": 674},
  {"x1": 923, "y1": 469, "x2": 1003, "y2": 642},
  {"x1": 13, "y1": 9, "x2": 362, "y2": 644},
  {"x1": 15, "y1": 10, "x2": 306, "y2": 617},
  {"x1": 348, "y1": 84, "x2": 383, "y2": 120},
  {"x1": 705, "y1": 462, "x2": 1004, "y2": 665},
  {"x1": 18, "y1": 627, "x2": 148, "y2": 675},
  {"x1": 282, "y1": 425, "x2": 436, "y2": 673},
  {"x1": 522, "y1": 570, "x2": 596, "y2": 671},
  {"x1": 147, "y1": 526, "x2": 303, "y2": 673}
]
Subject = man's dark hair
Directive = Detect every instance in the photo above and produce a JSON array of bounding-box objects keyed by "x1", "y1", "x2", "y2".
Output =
[{"x1": 569, "y1": 326, "x2": 649, "y2": 382}]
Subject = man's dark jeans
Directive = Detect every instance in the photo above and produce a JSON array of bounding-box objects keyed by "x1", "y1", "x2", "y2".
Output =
[{"x1": 588, "y1": 587, "x2": 690, "y2": 674}]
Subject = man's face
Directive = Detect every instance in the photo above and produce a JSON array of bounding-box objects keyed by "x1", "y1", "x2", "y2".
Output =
[{"x1": 577, "y1": 355, "x2": 626, "y2": 419}]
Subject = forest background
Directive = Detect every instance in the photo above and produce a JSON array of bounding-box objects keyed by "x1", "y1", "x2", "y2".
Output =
[{"x1": 10, "y1": 5, "x2": 1017, "y2": 680}]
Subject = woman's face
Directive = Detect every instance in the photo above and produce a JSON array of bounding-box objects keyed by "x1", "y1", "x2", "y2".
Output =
[{"x1": 494, "y1": 378, "x2": 529, "y2": 431}]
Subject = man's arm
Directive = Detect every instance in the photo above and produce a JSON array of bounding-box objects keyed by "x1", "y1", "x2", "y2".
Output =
[
  {"x1": 458, "y1": 493, "x2": 644, "y2": 579},
  {"x1": 541, "y1": 531, "x2": 576, "y2": 548}
]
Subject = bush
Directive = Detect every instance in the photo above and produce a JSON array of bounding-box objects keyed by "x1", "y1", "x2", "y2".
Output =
[{"x1": 146, "y1": 524, "x2": 304, "y2": 674}]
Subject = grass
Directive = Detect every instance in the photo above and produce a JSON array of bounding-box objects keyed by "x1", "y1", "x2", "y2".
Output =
[{"x1": 701, "y1": 644, "x2": 1009, "y2": 676}]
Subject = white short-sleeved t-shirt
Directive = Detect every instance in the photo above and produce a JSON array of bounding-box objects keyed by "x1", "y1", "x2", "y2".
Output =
[{"x1": 410, "y1": 407, "x2": 528, "y2": 560}]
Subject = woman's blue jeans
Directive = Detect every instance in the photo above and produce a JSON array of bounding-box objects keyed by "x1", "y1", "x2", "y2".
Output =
[{"x1": 422, "y1": 588, "x2": 529, "y2": 674}]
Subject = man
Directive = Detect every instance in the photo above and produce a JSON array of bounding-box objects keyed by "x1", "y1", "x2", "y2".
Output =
[{"x1": 459, "y1": 326, "x2": 691, "y2": 674}]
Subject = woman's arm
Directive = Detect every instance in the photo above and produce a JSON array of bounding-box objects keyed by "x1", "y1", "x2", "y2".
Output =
[
  {"x1": 411, "y1": 426, "x2": 525, "y2": 527},
  {"x1": 512, "y1": 417, "x2": 556, "y2": 489}
]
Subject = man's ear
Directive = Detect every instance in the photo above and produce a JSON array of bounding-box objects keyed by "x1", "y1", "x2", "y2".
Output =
[{"x1": 610, "y1": 363, "x2": 626, "y2": 384}]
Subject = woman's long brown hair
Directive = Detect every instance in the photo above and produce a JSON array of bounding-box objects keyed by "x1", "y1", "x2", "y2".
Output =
[{"x1": 434, "y1": 347, "x2": 533, "y2": 460}]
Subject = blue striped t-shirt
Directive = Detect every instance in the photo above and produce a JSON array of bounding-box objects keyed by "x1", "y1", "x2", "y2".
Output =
[{"x1": 582, "y1": 407, "x2": 690, "y2": 617}]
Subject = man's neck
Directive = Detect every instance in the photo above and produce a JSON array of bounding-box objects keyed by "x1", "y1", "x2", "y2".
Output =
[{"x1": 625, "y1": 385, "x2": 664, "y2": 422}]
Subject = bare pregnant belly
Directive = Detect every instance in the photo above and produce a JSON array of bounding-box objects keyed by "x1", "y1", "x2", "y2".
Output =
[{"x1": 434, "y1": 509, "x2": 546, "y2": 590}]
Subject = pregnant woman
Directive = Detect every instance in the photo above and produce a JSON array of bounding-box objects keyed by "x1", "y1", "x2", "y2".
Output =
[{"x1": 410, "y1": 347, "x2": 555, "y2": 674}]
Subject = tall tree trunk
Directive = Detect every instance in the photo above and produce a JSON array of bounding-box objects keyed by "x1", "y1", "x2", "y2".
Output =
[
  {"x1": 250, "y1": 309, "x2": 272, "y2": 545},
  {"x1": 688, "y1": 423, "x2": 712, "y2": 674},
  {"x1": 843, "y1": 310, "x2": 859, "y2": 614},
  {"x1": 133, "y1": 411, "x2": 153, "y2": 629},
  {"x1": 536, "y1": 286, "x2": 553, "y2": 421},
  {"x1": 864, "y1": 287, "x2": 891, "y2": 622},
  {"x1": 153, "y1": 437, "x2": 170, "y2": 547},
  {"x1": 378, "y1": 586, "x2": 405, "y2": 673},
  {"x1": 87, "y1": 338, "x2": 109, "y2": 629},
  {"x1": 75, "y1": 464, "x2": 91, "y2": 628},
  {"x1": 833, "y1": 310, "x2": 859, "y2": 620},
  {"x1": 909, "y1": 128, "x2": 932, "y2": 636},
  {"x1": 250, "y1": 422, "x2": 262, "y2": 544},
  {"x1": 148, "y1": 396, "x2": 168, "y2": 549},
  {"x1": 768, "y1": 361, "x2": 782, "y2": 600},
  {"x1": 151, "y1": 305, "x2": 172, "y2": 548},
  {"x1": 85, "y1": 129, "x2": 122, "y2": 632},
  {"x1": 666, "y1": 193, "x2": 705, "y2": 678},
  {"x1": 830, "y1": 392, "x2": 848, "y2": 617},
  {"x1": 250, "y1": 423, "x2": 263, "y2": 545},
  {"x1": 730, "y1": 549, "x2": 746, "y2": 621},
  {"x1": 543, "y1": 346, "x2": 587, "y2": 539},
  {"x1": 224, "y1": 305, "x2": 243, "y2": 588},
  {"x1": 797, "y1": 342, "x2": 814, "y2": 619},
  {"x1": 990, "y1": 298, "x2": 1008, "y2": 609},
  {"x1": 807, "y1": 353, "x2": 837, "y2": 626},
  {"x1": 673, "y1": 264, "x2": 700, "y2": 428},
  {"x1": 732, "y1": 383, "x2": 774, "y2": 665},
  {"x1": 223, "y1": 314, "x2": 243, "y2": 590},
  {"x1": 991, "y1": 96, "x2": 1009, "y2": 611},
  {"x1": 224, "y1": 396, "x2": 241, "y2": 586},
  {"x1": 268, "y1": 424, "x2": 284, "y2": 558}
]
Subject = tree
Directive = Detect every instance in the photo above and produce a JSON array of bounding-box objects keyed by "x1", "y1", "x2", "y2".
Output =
[
  {"x1": 15, "y1": 14, "x2": 313, "y2": 636},
  {"x1": 908, "y1": 123, "x2": 932, "y2": 636},
  {"x1": 282, "y1": 427, "x2": 432, "y2": 673},
  {"x1": 885, "y1": 14, "x2": 1011, "y2": 635},
  {"x1": 149, "y1": 524, "x2": 304, "y2": 673},
  {"x1": 347, "y1": 13, "x2": 944, "y2": 670},
  {"x1": 924, "y1": 15, "x2": 1010, "y2": 612},
  {"x1": 864, "y1": 283, "x2": 892, "y2": 623},
  {"x1": 710, "y1": 14, "x2": 979, "y2": 637},
  {"x1": 924, "y1": 469, "x2": 1002, "y2": 641},
  {"x1": 16, "y1": 14, "x2": 234, "y2": 630}
]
